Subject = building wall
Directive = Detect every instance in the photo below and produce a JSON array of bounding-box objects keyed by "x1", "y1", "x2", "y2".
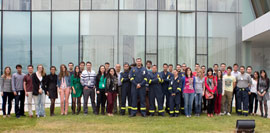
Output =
[{"x1": 0, "y1": 0, "x2": 243, "y2": 73}]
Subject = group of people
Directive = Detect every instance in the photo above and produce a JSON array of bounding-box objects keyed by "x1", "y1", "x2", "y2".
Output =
[{"x1": 0, "y1": 58, "x2": 269, "y2": 118}]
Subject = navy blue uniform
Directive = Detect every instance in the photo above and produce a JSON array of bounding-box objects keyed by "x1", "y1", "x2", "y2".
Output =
[
  {"x1": 236, "y1": 87, "x2": 250, "y2": 116},
  {"x1": 129, "y1": 66, "x2": 148, "y2": 116},
  {"x1": 178, "y1": 72, "x2": 185, "y2": 113},
  {"x1": 148, "y1": 72, "x2": 164, "y2": 116},
  {"x1": 160, "y1": 71, "x2": 173, "y2": 113},
  {"x1": 168, "y1": 76, "x2": 182, "y2": 117},
  {"x1": 120, "y1": 71, "x2": 132, "y2": 115}
]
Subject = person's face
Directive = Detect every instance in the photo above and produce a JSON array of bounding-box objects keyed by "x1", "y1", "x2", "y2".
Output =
[
  {"x1": 197, "y1": 71, "x2": 202, "y2": 77},
  {"x1": 100, "y1": 66, "x2": 105, "y2": 74},
  {"x1": 80, "y1": 63, "x2": 85, "y2": 70},
  {"x1": 163, "y1": 65, "x2": 168, "y2": 72},
  {"x1": 146, "y1": 63, "x2": 152, "y2": 69},
  {"x1": 50, "y1": 68, "x2": 56, "y2": 74},
  {"x1": 176, "y1": 66, "x2": 181, "y2": 72},
  {"x1": 124, "y1": 64, "x2": 129, "y2": 71},
  {"x1": 240, "y1": 67, "x2": 245, "y2": 74},
  {"x1": 75, "y1": 67, "x2": 80, "y2": 73},
  {"x1": 109, "y1": 69, "x2": 115, "y2": 76},
  {"x1": 214, "y1": 65, "x2": 219, "y2": 71},
  {"x1": 5, "y1": 68, "x2": 11, "y2": 75},
  {"x1": 173, "y1": 70, "x2": 178, "y2": 76},
  {"x1": 227, "y1": 69, "x2": 232, "y2": 75},
  {"x1": 254, "y1": 72, "x2": 258, "y2": 79},
  {"x1": 187, "y1": 69, "x2": 191, "y2": 75},
  {"x1": 218, "y1": 71, "x2": 222, "y2": 77},
  {"x1": 261, "y1": 71, "x2": 266, "y2": 78},
  {"x1": 115, "y1": 64, "x2": 121, "y2": 72},
  {"x1": 28, "y1": 67, "x2": 33, "y2": 73},
  {"x1": 168, "y1": 66, "x2": 173, "y2": 71},
  {"x1": 16, "y1": 67, "x2": 22, "y2": 73},
  {"x1": 152, "y1": 66, "x2": 157, "y2": 73},
  {"x1": 105, "y1": 64, "x2": 110, "y2": 70},
  {"x1": 86, "y1": 63, "x2": 92, "y2": 70},
  {"x1": 233, "y1": 65, "x2": 238, "y2": 71},
  {"x1": 247, "y1": 68, "x2": 252, "y2": 74},
  {"x1": 202, "y1": 67, "x2": 206, "y2": 72},
  {"x1": 68, "y1": 64, "x2": 74, "y2": 71},
  {"x1": 221, "y1": 65, "x2": 226, "y2": 71},
  {"x1": 195, "y1": 65, "x2": 200, "y2": 71},
  {"x1": 208, "y1": 71, "x2": 212, "y2": 76},
  {"x1": 182, "y1": 65, "x2": 186, "y2": 71},
  {"x1": 37, "y1": 66, "x2": 43, "y2": 72},
  {"x1": 136, "y1": 59, "x2": 142, "y2": 66}
]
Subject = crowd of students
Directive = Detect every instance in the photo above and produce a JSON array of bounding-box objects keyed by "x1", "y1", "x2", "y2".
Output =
[{"x1": 0, "y1": 58, "x2": 269, "y2": 118}]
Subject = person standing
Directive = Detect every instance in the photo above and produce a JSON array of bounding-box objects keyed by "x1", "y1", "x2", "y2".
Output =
[
  {"x1": 79, "y1": 61, "x2": 85, "y2": 72},
  {"x1": 257, "y1": 70, "x2": 269, "y2": 118},
  {"x1": 68, "y1": 62, "x2": 74, "y2": 111},
  {"x1": 1, "y1": 67, "x2": 14, "y2": 118},
  {"x1": 231, "y1": 64, "x2": 240, "y2": 114},
  {"x1": 106, "y1": 68, "x2": 118, "y2": 116},
  {"x1": 221, "y1": 66, "x2": 236, "y2": 116},
  {"x1": 96, "y1": 65, "x2": 107, "y2": 115},
  {"x1": 120, "y1": 63, "x2": 131, "y2": 115},
  {"x1": 215, "y1": 70, "x2": 223, "y2": 115},
  {"x1": 168, "y1": 64, "x2": 173, "y2": 73},
  {"x1": 12, "y1": 64, "x2": 26, "y2": 118},
  {"x1": 220, "y1": 63, "x2": 227, "y2": 75},
  {"x1": 114, "y1": 64, "x2": 122, "y2": 114},
  {"x1": 182, "y1": 68, "x2": 196, "y2": 118},
  {"x1": 71, "y1": 66, "x2": 83, "y2": 115},
  {"x1": 57, "y1": 64, "x2": 71, "y2": 115},
  {"x1": 45, "y1": 66, "x2": 58, "y2": 116},
  {"x1": 129, "y1": 58, "x2": 148, "y2": 117},
  {"x1": 249, "y1": 71, "x2": 259, "y2": 116},
  {"x1": 160, "y1": 63, "x2": 172, "y2": 114},
  {"x1": 205, "y1": 68, "x2": 217, "y2": 117},
  {"x1": 23, "y1": 65, "x2": 34, "y2": 118},
  {"x1": 168, "y1": 70, "x2": 182, "y2": 117},
  {"x1": 145, "y1": 60, "x2": 152, "y2": 116},
  {"x1": 81, "y1": 62, "x2": 97, "y2": 115},
  {"x1": 32, "y1": 64, "x2": 47, "y2": 117},
  {"x1": 148, "y1": 65, "x2": 164, "y2": 116},
  {"x1": 194, "y1": 69, "x2": 205, "y2": 116},
  {"x1": 236, "y1": 66, "x2": 252, "y2": 116}
]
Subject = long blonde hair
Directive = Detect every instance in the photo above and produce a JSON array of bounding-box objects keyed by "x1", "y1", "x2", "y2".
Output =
[
  {"x1": 37, "y1": 64, "x2": 46, "y2": 77},
  {"x1": 1, "y1": 66, "x2": 11, "y2": 79},
  {"x1": 197, "y1": 69, "x2": 204, "y2": 79},
  {"x1": 59, "y1": 64, "x2": 69, "y2": 80}
]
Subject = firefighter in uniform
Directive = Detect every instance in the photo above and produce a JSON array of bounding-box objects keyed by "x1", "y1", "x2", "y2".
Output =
[
  {"x1": 168, "y1": 69, "x2": 182, "y2": 117},
  {"x1": 236, "y1": 66, "x2": 252, "y2": 116},
  {"x1": 176, "y1": 64, "x2": 185, "y2": 114},
  {"x1": 148, "y1": 65, "x2": 164, "y2": 116},
  {"x1": 120, "y1": 63, "x2": 132, "y2": 115},
  {"x1": 129, "y1": 58, "x2": 148, "y2": 117},
  {"x1": 160, "y1": 63, "x2": 173, "y2": 114}
]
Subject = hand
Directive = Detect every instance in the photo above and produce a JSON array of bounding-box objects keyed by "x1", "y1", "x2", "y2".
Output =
[
  {"x1": 47, "y1": 91, "x2": 49, "y2": 96},
  {"x1": 222, "y1": 93, "x2": 224, "y2": 96},
  {"x1": 248, "y1": 92, "x2": 251, "y2": 95},
  {"x1": 25, "y1": 92, "x2": 29, "y2": 97},
  {"x1": 202, "y1": 92, "x2": 205, "y2": 96},
  {"x1": 172, "y1": 93, "x2": 176, "y2": 96},
  {"x1": 1, "y1": 92, "x2": 3, "y2": 96},
  {"x1": 105, "y1": 93, "x2": 108, "y2": 96},
  {"x1": 13, "y1": 92, "x2": 17, "y2": 96},
  {"x1": 84, "y1": 86, "x2": 88, "y2": 89},
  {"x1": 39, "y1": 89, "x2": 43, "y2": 94},
  {"x1": 73, "y1": 89, "x2": 76, "y2": 94},
  {"x1": 96, "y1": 91, "x2": 100, "y2": 94}
]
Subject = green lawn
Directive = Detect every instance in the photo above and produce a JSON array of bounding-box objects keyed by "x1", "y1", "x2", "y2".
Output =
[{"x1": 0, "y1": 108, "x2": 269, "y2": 133}]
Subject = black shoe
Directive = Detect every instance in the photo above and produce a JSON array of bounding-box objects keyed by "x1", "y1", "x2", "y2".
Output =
[
  {"x1": 150, "y1": 114, "x2": 154, "y2": 117},
  {"x1": 158, "y1": 113, "x2": 165, "y2": 117},
  {"x1": 21, "y1": 114, "x2": 26, "y2": 117},
  {"x1": 142, "y1": 114, "x2": 146, "y2": 117},
  {"x1": 129, "y1": 114, "x2": 136, "y2": 117},
  {"x1": 170, "y1": 114, "x2": 174, "y2": 117},
  {"x1": 264, "y1": 114, "x2": 268, "y2": 118},
  {"x1": 16, "y1": 115, "x2": 20, "y2": 119},
  {"x1": 261, "y1": 113, "x2": 264, "y2": 117},
  {"x1": 175, "y1": 114, "x2": 179, "y2": 117}
]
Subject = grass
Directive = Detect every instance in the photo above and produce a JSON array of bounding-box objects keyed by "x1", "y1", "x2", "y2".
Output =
[{"x1": 0, "y1": 107, "x2": 269, "y2": 133}]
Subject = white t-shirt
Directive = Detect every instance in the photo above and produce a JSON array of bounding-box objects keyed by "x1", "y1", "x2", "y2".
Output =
[{"x1": 250, "y1": 78, "x2": 257, "y2": 93}]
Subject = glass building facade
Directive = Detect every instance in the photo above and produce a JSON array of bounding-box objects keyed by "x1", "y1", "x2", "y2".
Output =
[{"x1": 0, "y1": 0, "x2": 253, "y2": 73}]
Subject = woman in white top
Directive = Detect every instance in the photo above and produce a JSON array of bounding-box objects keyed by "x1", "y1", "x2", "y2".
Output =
[{"x1": 249, "y1": 71, "x2": 259, "y2": 116}]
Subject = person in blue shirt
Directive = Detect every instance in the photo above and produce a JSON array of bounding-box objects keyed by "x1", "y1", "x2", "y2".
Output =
[
  {"x1": 168, "y1": 69, "x2": 182, "y2": 117},
  {"x1": 148, "y1": 65, "x2": 164, "y2": 116},
  {"x1": 120, "y1": 63, "x2": 132, "y2": 115},
  {"x1": 160, "y1": 63, "x2": 173, "y2": 114},
  {"x1": 129, "y1": 58, "x2": 148, "y2": 117}
]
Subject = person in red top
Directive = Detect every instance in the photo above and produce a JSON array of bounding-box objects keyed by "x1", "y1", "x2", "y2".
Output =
[
  {"x1": 23, "y1": 65, "x2": 34, "y2": 118},
  {"x1": 205, "y1": 68, "x2": 217, "y2": 117}
]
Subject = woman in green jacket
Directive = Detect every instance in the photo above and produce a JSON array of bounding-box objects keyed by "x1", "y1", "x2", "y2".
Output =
[{"x1": 71, "y1": 66, "x2": 83, "y2": 115}]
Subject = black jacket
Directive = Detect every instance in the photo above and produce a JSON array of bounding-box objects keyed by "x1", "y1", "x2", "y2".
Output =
[{"x1": 32, "y1": 73, "x2": 47, "y2": 96}]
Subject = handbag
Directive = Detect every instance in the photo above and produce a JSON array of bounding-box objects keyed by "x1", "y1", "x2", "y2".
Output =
[{"x1": 205, "y1": 89, "x2": 214, "y2": 99}]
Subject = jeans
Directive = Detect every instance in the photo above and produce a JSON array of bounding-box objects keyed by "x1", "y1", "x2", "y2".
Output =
[
  {"x1": 83, "y1": 88, "x2": 96, "y2": 114},
  {"x1": 2, "y1": 92, "x2": 14, "y2": 115},
  {"x1": 14, "y1": 90, "x2": 25, "y2": 117},
  {"x1": 249, "y1": 92, "x2": 258, "y2": 114},
  {"x1": 33, "y1": 91, "x2": 46, "y2": 116},
  {"x1": 184, "y1": 93, "x2": 195, "y2": 116},
  {"x1": 194, "y1": 93, "x2": 202, "y2": 114}
]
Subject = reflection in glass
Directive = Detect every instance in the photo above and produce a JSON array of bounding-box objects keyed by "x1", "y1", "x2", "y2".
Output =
[
  {"x1": 3, "y1": 0, "x2": 30, "y2": 10},
  {"x1": 92, "y1": 0, "x2": 118, "y2": 9},
  {"x1": 120, "y1": 0, "x2": 145, "y2": 10},
  {"x1": 52, "y1": 0, "x2": 79, "y2": 10},
  {"x1": 32, "y1": 0, "x2": 51, "y2": 10}
]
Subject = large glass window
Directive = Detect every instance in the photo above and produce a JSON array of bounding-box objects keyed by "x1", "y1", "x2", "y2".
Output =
[
  {"x1": 119, "y1": 11, "x2": 145, "y2": 65},
  {"x1": 146, "y1": 11, "x2": 157, "y2": 66},
  {"x1": 92, "y1": 0, "x2": 118, "y2": 9},
  {"x1": 178, "y1": 0, "x2": 195, "y2": 10},
  {"x1": 197, "y1": 0, "x2": 207, "y2": 11},
  {"x1": 197, "y1": 12, "x2": 207, "y2": 55},
  {"x1": 3, "y1": 12, "x2": 30, "y2": 73},
  {"x1": 147, "y1": 0, "x2": 157, "y2": 10},
  {"x1": 120, "y1": 0, "x2": 145, "y2": 10},
  {"x1": 3, "y1": 0, "x2": 30, "y2": 10},
  {"x1": 178, "y1": 12, "x2": 195, "y2": 69},
  {"x1": 52, "y1": 0, "x2": 79, "y2": 10},
  {"x1": 32, "y1": 12, "x2": 51, "y2": 71},
  {"x1": 158, "y1": 0, "x2": 176, "y2": 10},
  {"x1": 208, "y1": 13, "x2": 237, "y2": 66},
  {"x1": 32, "y1": 0, "x2": 51, "y2": 10},
  {"x1": 158, "y1": 12, "x2": 176, "y2": 70},
  {"x1": 80, "y1": 11, "x2": 118, "y2": 71},
  {"x1": 208, "y1": 0, "x2": 238, "y2": 12},
  {"x1": 52, "y1": 12, "x2": 79, "y2": 68},
  {"x1": 80, "y1": 0, "x2": 91, "y2": 10}
]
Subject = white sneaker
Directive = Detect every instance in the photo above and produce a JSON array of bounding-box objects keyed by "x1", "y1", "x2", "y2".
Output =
[
  {"x1": 220, "y1": 112, "x2": 225, "y2": 116},
  {"x1": 227, "y1": 113, "x2": 231, "y2": 116}
]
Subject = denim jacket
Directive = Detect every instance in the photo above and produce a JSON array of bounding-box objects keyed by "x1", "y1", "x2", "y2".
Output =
[{"x1": 57, "y1": 76, "x2": 71, "y2": 88}]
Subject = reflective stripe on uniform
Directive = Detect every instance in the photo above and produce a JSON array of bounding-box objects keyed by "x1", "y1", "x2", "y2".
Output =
[
  {"x1": 175, "y1": 111, "x2": 179, "y2": 113},
  {"x1": 130, "y1": 77, "x2": 134, "y2": 81},
  {"x1": 121, "y1": 107, "x2": 126, "y2": 110},
  {"x1": 149, "y1": 80, "x2": 152, "y2": 84},
  {"x1": 168, "y1": 87, "x2": 172, "y2": 90},
  {"x1": 141, "y1": 107, "x2": 146, "y2": 110},
  {"x1": 144, "y1": 78, "x2": 148, "y2": 81},
  {"x1": 121, "y1": 78, "x2": 124, "y2": 83},
  {"x1": 149, "y1": 110, "x2": 155, "y2": 113},
  {"x1": 131, "y1": 107, "x2": 138, "y2": 110},
  {"x1": 170, "y1": 111, "x2": 174, "y2": 114},
  {"x1": 177, "y1": 88, "x2": 181, "y2": 91},
  {"x1": 158, "y1": 110, "x2": 164, "y2": 113}
]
